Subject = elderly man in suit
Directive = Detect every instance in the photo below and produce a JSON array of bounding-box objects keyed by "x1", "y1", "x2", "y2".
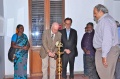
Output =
[
  {"x1": 60, "y1": 18, "x2": 78, "y2": 79},
  {"x1": 40, "y1": 22, "x2": 61, "y2": 79}
]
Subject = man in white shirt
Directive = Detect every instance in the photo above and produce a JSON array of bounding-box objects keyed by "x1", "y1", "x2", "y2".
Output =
[{"x1": 93, "y1": 4, "x2": 119, "y2": 79}]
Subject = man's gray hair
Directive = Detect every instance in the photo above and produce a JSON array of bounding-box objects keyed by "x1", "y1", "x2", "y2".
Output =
[
  {"x1": 51, "y1": 22, "x2": 59, "y2": 28},
  {"x1": 95, "y1": 4, "x2": 108, "y2": 13}
]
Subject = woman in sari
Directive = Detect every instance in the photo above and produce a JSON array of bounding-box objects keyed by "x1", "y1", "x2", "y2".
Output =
[{"x1": 11, "y1": 24, "x2": 30, "y2": 79}]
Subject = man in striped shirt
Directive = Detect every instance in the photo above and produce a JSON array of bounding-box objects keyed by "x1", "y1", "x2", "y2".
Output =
[{"x1": 93, "y1": 4, "x2": 119, "y2": 79}]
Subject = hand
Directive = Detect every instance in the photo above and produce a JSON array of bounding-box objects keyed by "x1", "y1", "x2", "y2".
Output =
[
  {"x1": 64, "y1": 49, "x2": 71, "y2": 54},
  {"x1": 102, "y1": 57, "x2": 108, "y2": 68},
  {"x1": 51, "y1": 52, "x2": 55, "y2": 57},
  {"x1": 48, "y1": 52, "x2": 55, "y2": 57},
  {"x1": 67, "y1": 49, "x2": 71, "y2": 54},
  {"x1": 51, "y1": 53, "x2": 55, "y2": 57},
  {"x1": 22, "y1": 46, "x2": 29, "y2": 50},
  {"x1": 86, "y1": 50, "x2": 90, "y2": 54},
  {"x1": 83, "y1": 48, "x2": 90, "y2": 54},
  {"x1": 48, "y1": 52, "x2": 52, "y2": 56}
]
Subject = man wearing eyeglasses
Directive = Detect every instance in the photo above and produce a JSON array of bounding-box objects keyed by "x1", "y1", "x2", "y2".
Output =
[{"x1": 60, "y1": 18, "x2": 78, "y2": 79}]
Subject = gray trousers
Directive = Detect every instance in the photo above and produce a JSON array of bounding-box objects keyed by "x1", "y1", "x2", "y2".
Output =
[
  {"x1": 42, "y1": 55, "x2": 56, "y2": 79},
  {"x1": 95, "y1": 45, "x2": 119, "y2": 79}
]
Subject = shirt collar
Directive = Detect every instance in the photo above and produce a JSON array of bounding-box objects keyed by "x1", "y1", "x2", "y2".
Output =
[
  {"x1": 66, "y1": 28, "x2": 70, "y2": 31},
  {"x1": 51, "y1": 30, "x2": 54, "y2": 35},
  {"x1": 98, "y1": 13, "x2": 108, "y2": 22}
]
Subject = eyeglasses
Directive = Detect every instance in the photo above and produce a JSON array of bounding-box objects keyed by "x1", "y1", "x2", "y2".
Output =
[{"x1": 65, "y1": 23, "x2": 71, "y2": 25}]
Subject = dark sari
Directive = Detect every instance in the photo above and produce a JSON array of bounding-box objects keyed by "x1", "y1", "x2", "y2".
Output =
[{"x1": 13, "y1": 34, "x2": 28, "y2": 79}]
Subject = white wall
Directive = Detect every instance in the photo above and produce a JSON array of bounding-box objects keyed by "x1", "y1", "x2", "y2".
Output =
[
  {"x1": 0, "y1": 0, "x2": 4, "y2": 36},
  {"x1": 0, "y1": 0, "x2": 4, "y2": 16},
  {"x1": 65, "y1": 0, "x2": 104, "y2": 72},
  {"x1": 0, "y1": 1, "x2": 5, "y2": 79},
  {"x1": 4, "y1": 0, "x2": 29, "y2": 75},
  {"x1": 104, "y1": 0, "x2": 120, "y2": 22},
  {"x1": 104, "y1": 0, "x2": 114, "y2": 16}
]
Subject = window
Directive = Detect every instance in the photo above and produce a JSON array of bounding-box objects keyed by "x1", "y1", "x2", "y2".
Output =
[
  {"x1": 50, "y1": 0, "x2": 63, "y2": 26},
  {"x1": 31, "y1": 0, "x2": 44, "y2": 46},
  {"x1": 30, "y1": 0, "x2": 64, "y2": 46}
]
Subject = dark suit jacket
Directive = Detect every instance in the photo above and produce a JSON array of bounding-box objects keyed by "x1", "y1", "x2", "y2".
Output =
[{"x1": 60, "y1": 28, "x2": 78, "y2": 57}]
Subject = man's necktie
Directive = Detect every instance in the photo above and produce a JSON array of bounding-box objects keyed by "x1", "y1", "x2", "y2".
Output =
[{"x1": 51, "y1": 34, "x2": 54, "y2": 40}]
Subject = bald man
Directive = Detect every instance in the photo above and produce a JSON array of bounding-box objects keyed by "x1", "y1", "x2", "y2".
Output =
[{"x1": 40, "y1": 22, "x2": 61, "y2": 79}]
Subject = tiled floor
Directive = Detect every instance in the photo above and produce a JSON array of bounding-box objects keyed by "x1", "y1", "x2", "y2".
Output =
[{"x1": 5, "y1": 74, "x2": 89, "y2": 79}]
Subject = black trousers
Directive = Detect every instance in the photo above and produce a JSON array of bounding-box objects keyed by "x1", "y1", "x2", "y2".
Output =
[{"x1": 62, "y1": 53, "x2": 75, "y2": 78}]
